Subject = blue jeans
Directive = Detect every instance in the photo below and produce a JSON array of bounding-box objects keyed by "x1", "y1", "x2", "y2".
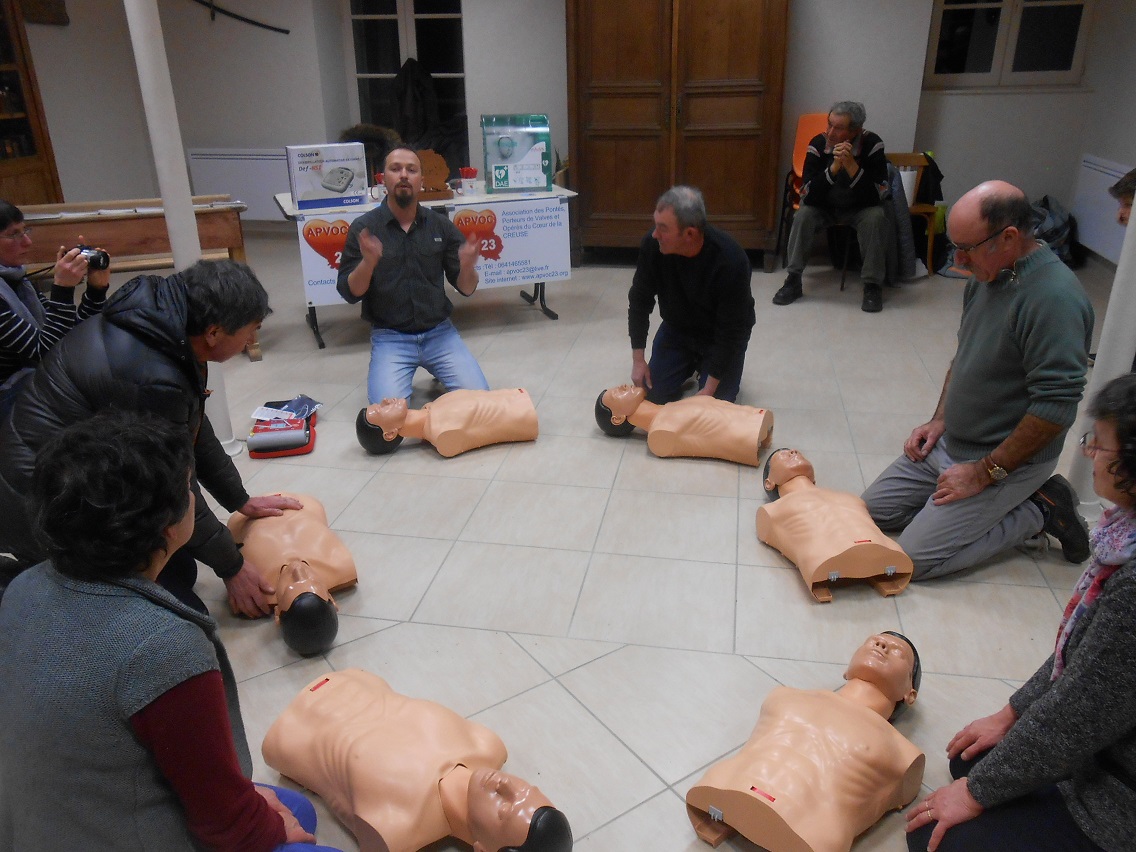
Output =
[
  {"x1": 646, "y1": 321, "x2": 746, "y2": 404},
  {"x1": 368, "y1": 319, "x2": 489, "y2": 403},
  {"x1": 256, "y1": 783, "x2": 343, "y2": 851}
]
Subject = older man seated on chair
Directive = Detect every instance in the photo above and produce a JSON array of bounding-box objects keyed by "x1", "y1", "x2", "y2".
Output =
[{"x1": 774, "y1": 100, "x2": 890, "y2": 313}]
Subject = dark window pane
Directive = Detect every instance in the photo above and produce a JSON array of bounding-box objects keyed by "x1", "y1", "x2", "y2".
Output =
[
  {"x1": 1012, "y1": 4, "x2": 1082, "y2": 71},
  {"x1": 415, "y1": 0, "x2": 461, "y2": 12},
  {"x1": 415, "y1": 18, "x2": 464, "y2": 73},
  {"x1": 934, "y1": 8, "x2": 1001, "y2": 73},
  {"x1": 432, "y1": 77, "x2": 466, "y2": 125},
  {"x1": 353, "y1": 19, "x2": 401, "y2": 75},
  {"x1": 358, "y1": 77, "x2": 398, "y2": 129},
  {"x1": 351, "y1": 0, "x2": 397, "y2": 13}
]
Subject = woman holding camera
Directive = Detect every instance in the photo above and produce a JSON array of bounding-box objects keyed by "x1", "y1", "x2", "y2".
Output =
[
  {"x1": 0, "y1": 198, "x2": 109, "y2": 415},
  {"x1": 0, "y1": 410, "x2": 341, "y2": 851}
]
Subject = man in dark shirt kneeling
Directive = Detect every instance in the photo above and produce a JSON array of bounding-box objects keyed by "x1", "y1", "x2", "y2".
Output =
[
  {"x1": 627, "y1": 185, "x2": 756, "y2": 404},
  {"x1": 337, "y1": 147, "x2": 488, "y2": 403}
]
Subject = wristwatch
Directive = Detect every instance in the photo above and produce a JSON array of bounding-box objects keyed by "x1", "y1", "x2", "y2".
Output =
[{"x1": 983, "y1": 456, "x2": 1009, "y2": 483}]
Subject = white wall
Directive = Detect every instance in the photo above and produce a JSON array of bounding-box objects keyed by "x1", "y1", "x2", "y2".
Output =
[
  {"x1": 1076, "y1": 0, "x2": 1136, "y2": 169},
  {"x1": 24, "y1": 2, "x2": 155, "y2": 200},
  {"x1": 912, "y1": 2, "x2": 1135, "y2": 207},
  {"x1": 915, "y1": 89, "x2": 1093, "y2": 205},
  {"x1": 26, "y1": 0, "x2": 347, "y2": 201},
  {"x1": 779, "y1": 0, "x2": 934, "y2": 183},
  {"x1": 26, "y1": 0, "x2": 565, "y2": 201},
  {"x1": 462, "y1": 0, "x2": 569, "y2": 175}
]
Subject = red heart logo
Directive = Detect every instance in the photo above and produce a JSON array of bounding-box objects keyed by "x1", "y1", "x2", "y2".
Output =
[
  {"x1": 302, "y1": 219, "x2": 351, "y2": 269},
  {"x1": 452, "y1": 208, "x2": 498, "y2": 242}
]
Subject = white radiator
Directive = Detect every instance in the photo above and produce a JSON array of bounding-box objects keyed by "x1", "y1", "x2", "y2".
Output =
[
  {"x1": 1071, "y1": 155, "x2": 1131, "y2": 264},
  {"x1": 187, "y1": 148, "x2": 290, "y2": 221}
]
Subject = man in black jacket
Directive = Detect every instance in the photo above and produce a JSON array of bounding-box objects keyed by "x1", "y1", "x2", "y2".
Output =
[
  {"x1": 627, "y1": 185, "x2": 756, "y2": 404},
  {"x1": 0, "y1": 260, "x2": 299, "y2": 616},
  {"x1": 775, "y1": 101, "x2": 891, "y2": 312}
]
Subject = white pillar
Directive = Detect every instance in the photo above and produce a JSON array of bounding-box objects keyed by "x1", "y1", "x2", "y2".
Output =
[
  {"x1": 122, "y1": 0, "x2": 242, "y2": 455},
  {"x1": 1068, "y1": 217, "x2": 1136, "y2": 504}
]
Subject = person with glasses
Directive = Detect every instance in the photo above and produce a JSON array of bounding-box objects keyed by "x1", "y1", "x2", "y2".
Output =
[
  {"x1": 0, "y1": 199, "x2": 110, "y2": 416},
  {"x1": 862, "y1": 180, "x2": 1094, "y2": 580},
  {"x1": 906, "y1": 373, "x2": 1136, "y2": 852}
]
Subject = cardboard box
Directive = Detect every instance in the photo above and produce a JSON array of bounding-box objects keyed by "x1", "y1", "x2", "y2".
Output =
[
  {"x1": 285, "y1": 142, "x2": 368, "y2": 210},
  {"x1": 481, "y1": 114, "x2": 553, "y2": 193}
]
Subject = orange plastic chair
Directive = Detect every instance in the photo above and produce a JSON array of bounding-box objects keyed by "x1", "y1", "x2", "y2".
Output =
[{"x1": 776, "y1": 113, "x2": 829, "y2": 264}]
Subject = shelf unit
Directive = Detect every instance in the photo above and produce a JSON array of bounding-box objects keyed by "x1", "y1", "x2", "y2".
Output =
[{"x1": 0, "y1": 0, "x2": 61, "y2": 204}]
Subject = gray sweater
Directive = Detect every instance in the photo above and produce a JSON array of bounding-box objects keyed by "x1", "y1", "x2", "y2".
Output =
[
  {"x1": 0, "y1": 563, "x2": 252, "y2": 850},
  {"x1": 944, "y1": 244, "x2": 1093, "y2": 463},
  {"x1": 966, "y1": 556, "x2": 1136, "y2": 850}
]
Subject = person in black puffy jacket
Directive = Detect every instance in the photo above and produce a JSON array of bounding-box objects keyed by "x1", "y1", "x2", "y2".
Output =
[{"x1": 0, "y1": 259, "x2": 300, "y2": 616}]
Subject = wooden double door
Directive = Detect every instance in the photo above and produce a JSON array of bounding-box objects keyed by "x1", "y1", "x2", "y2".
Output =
[{"x1": 566, "y1": 0, "x2": 787, "y2": 258}]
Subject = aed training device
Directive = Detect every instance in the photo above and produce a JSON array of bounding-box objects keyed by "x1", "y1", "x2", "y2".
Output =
[
  {"x1": 481, "y1": 114, "x2": 553, "y2": 193},
  {"x1": 320, "y1": 166, "x2": 355, "y2": 194},
  {"x1": 248, "y1": 400, "x2": 318, "y2": 459},
  {"x1": 285, "y1": 142, "x2": 367, "y2": 210}
]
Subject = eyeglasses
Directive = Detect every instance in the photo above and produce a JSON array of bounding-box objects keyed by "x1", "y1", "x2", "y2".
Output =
[
  {"x1": 1080, "y1": 431, "x2": 1120, "y2": 457},
  {"x1": 0, "y1": 227, "x2": 31, "y2": 241},
  {"x1": 949, "y1": 225, "x2": 1008, "y2": 255}
]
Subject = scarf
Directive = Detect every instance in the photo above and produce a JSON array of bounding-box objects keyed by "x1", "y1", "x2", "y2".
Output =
[
  {"x1": 0, "y1": 262, "x2": 45, "y2": 329},
  {"x1": 1052, "y1": 506, "x2": 1136, "y2": 680}
]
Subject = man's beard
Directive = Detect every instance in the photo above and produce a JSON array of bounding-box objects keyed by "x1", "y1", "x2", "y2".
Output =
[{"x1": 390, "y1": 185, "x2": 414, "y2": 209}]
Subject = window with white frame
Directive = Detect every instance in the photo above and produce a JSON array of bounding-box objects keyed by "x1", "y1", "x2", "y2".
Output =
[
  {"x1": 349, "y1": 0, "x2": 466, "y2": 136},
  {"x1": 924, "y1": 0, "x2": 1094, "y2": 88}
]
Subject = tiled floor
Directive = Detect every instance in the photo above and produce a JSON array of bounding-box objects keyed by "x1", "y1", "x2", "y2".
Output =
[{"x1": 194, "y1": 225, "x2": 1116, "y2": 852}]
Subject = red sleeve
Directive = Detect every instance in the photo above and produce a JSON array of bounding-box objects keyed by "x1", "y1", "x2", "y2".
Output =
[{"x1": 130, "y1": 671, "x2": 286, "y2": 852}]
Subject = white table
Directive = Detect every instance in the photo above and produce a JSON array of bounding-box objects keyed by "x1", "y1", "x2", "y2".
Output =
[{"x1": 274, "y1": 186, "x2": 577, "y2": 347}]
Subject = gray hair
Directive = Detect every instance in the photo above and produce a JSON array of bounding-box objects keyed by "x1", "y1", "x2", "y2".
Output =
[
  {"x1": 655, "y1": 185, "x2": 707, "y2": 232},
  {"x1": 979, "y1": 190, "x2": 1033, "y2": 233},
  {"x1": 829, "y1": 101, "x2": 866, "y2": 130}
]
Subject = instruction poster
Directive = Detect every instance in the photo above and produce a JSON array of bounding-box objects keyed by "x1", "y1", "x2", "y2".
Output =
[
  {"x1": 450, "y1": 196, "x2": 571, "y2": 288},
  {"x1": 297, "y1": 195, "x2": 571, "y2": 307}
]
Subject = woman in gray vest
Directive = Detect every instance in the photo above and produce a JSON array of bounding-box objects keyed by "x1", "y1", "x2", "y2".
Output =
[
  {"x1": 0, "y1": 199, "x2": 109, "y2": 416},
  {"x1": 0, "y1": 410, "x2": 341, "y2": 851}
]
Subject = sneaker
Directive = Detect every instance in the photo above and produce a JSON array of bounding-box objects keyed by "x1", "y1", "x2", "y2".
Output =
[
  {"x1": 772, "y1": 274, "x2": 803, "y2": 306},
  {"x1": 861, "y1": 284, "x2": 883, "y2": 313},
  {"x1": 1032, "y1": 475, "x2": 1091, "y2": 563}
]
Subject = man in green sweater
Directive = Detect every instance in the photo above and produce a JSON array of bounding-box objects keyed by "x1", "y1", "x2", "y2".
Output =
[{"x1": 862, "y1": 181, "x2": 1094, "y2": 579}]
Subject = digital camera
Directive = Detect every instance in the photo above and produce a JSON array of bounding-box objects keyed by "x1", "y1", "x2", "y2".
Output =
[{"x1": 75, "y1": 245, "x2": 110, "y2": 270}]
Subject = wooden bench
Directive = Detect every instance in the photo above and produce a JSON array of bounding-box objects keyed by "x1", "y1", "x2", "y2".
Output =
[{"x1": 20, "y1": 194, "x2": 260, "y2": 360}]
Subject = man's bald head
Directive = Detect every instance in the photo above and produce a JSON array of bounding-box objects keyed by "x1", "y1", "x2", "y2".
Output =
[{"x1": 951, "y1": 181, "x2": 1032, "y2": 237}]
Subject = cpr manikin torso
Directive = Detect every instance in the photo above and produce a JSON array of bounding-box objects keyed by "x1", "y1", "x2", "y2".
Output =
[
  {"x1": 596, "y1": 385, "x2": 773, "y2": 466},
  {"x1": 359, "y1": 388, "x2": 539, "y2": 457},
  {"x1": 686, "y1": 633, "x2": 924, "y2": 852},
  {"x1": 262, "y1": 669, "x2": 568, "y2": 852},
  {"x1": 756, "y1": 450, "x2": 912, "y2": 601},
  {"x1": 227, "y1": 493, "x2": 357, "y2": 654}
]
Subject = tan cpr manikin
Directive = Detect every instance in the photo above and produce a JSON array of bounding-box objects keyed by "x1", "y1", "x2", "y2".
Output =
[
  {"x1": 226, "y1": 493, "x2": 356, "y2": 655},
  {"x1": 226, "y1": 492, "x2": 358, "y2": 611},
  {"x1": 261, "y1": 669, "x2": 567, "y2": 852},
  {"x1": 756, "y1": 449, "x2": 912, "y2": 601},
  {"x1": 363, "y1": 388, "x2": 539, "y2": 457},
  {"x1": 686, "y1": 633, "x2": 924, "y2": 852},
  {"x1": 596, "y1": 384, "x2": 773, "y2": 466}
]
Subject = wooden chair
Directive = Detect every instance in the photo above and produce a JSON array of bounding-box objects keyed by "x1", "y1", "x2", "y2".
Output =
[{"x1": 888, "y1": 152, "x2": 938, "y2": 272}]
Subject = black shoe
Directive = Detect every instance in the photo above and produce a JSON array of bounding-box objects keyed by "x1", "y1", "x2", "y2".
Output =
[
  {"x1": 861, "y1": 284, "x2": 883, "y2": 313},
  {"x1": 772, "y1": 274, "x2": 803, "y2": 306},
  {"x1": 1032, "y1": 475, "x2": 1091, "y2": 563}
]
